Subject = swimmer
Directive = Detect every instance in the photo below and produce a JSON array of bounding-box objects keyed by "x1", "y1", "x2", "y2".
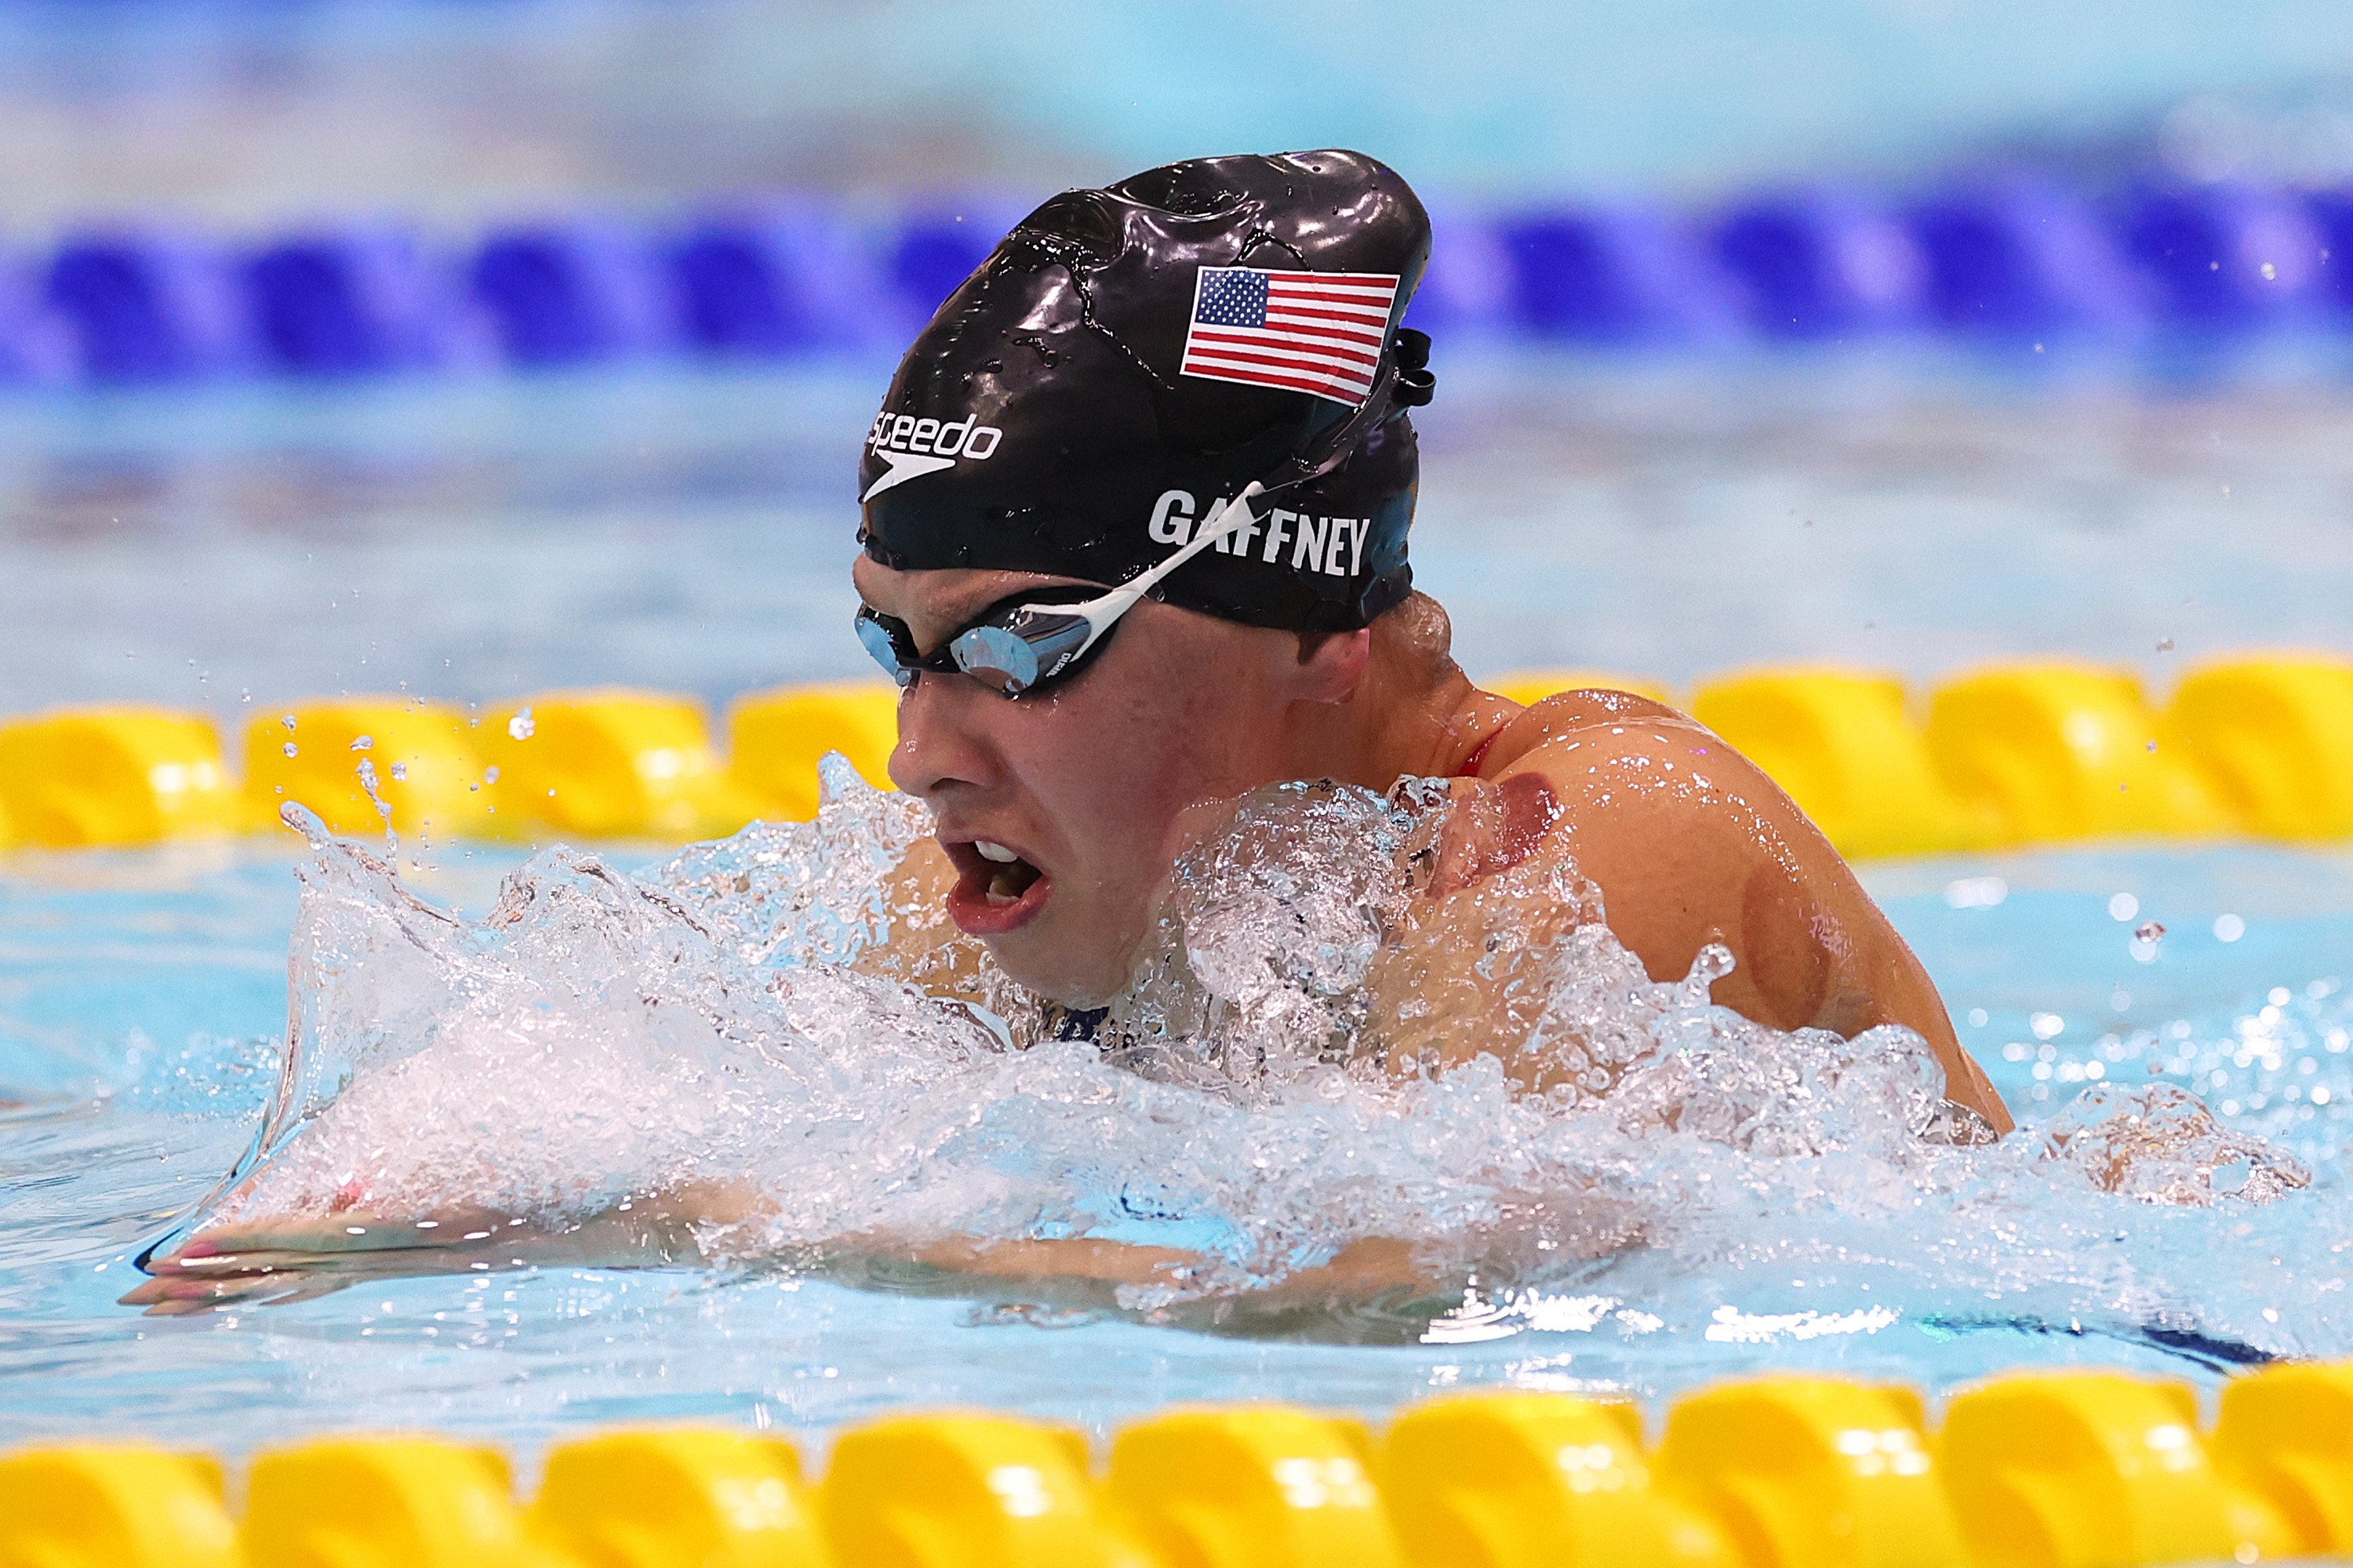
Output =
[{"x1": 126, "y1": 150, "x2": 2006, "y2": 1319}]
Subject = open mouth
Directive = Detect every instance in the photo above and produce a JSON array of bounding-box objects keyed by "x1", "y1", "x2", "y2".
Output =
[
  {"x1": 943, "y1": 837, "x2": 1053, "y2": 935},
  {"x1": 975, "y1": 840, "x2": 1044, "y2": 904}
]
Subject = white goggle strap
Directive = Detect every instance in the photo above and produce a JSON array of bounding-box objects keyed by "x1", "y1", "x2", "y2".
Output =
[{"x1": 1051, "y1": 482, "x2": 1269, "y2": 663}]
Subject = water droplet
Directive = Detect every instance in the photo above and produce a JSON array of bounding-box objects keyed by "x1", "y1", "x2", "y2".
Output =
[
  {"x1": 2214, "y1": 912, "x2": 2247, "y2": 943},
  {"x1": 2135, "y1": 921, "x2": 2167, "y2": 944},
  {"x1": 282, "y1": 714, "x2": 299, "y2": 731},
  {"x1": 2156, "y1": 638, "x2": 2174, "y2": 653},
  {"x1": 483, "y1": 765, "x2": 500, "y2": 784},
  {"x1": 2108, "y1": 892, "x2": 2140, "y2": 921},
  {"x1": 507, "y1": 708, "x2": 536, "y2": 741},
  {"x1": 1944, "y1": 876, "x2": 2007, "y2": 909},
  {"x1": 282, "y1": 741, "x2": 299, "y2": 759},
  {"x1": 350, "y1": 735, "x2": 373, "y2": 751},
  {"x1": 390, "y1": 762, "x2": 408, "y2": 782}
]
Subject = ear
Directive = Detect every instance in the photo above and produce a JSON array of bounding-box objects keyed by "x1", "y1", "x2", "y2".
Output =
[{"x1": 1292, "y1": 628, "x2": 1373, "y2": 704}]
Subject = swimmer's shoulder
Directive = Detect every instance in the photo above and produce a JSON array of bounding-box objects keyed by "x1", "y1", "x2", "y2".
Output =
[{"x1": 1461, "y1": 686, "x2": 1693, "y2": 780}]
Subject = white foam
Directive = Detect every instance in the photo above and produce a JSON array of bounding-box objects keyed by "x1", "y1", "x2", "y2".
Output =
[{"x1": 196, "y1": 761, "x2": 2320, "y2": 1340}]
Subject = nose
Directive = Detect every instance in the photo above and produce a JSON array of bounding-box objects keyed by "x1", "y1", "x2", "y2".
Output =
[{"x1": 888, "y1": 672, "x2": 1003, "y2": 802}]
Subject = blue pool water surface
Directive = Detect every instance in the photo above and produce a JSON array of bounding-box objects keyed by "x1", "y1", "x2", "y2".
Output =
[{"x1": 2, "y1": 347, "x2": 2351, "y2": 1457}]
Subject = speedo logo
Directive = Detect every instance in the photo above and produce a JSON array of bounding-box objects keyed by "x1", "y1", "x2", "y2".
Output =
[
  {"x1": 860, "y1": 412, "x2": 1005, "y2": 502},
  {"x1": 1148, "y1": 488, "x2": 1369, "y2": 578}
]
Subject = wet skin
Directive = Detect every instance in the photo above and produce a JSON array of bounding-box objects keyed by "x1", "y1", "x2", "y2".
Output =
[
  {"x1": 125, "y1": 566, "x2": 2006, "y2": 1315},
  {"x1": 853, "y1": 558, "x2": 2006, "y2": 1133}
]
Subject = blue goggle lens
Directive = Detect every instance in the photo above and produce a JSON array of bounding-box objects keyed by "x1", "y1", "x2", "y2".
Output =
[
  {"x1": 853, "y1": 598, "x2": 1106, "y2": 697},
  {"x1": 948, "y1": 624, "x2": 1043, "y2": 693},
  {"x1": 856, "y1": 611, "x2": 916, "y2": 687}
]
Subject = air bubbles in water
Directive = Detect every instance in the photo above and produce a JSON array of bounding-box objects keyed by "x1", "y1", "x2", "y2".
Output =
[{"x1": 185, "y1": 759, "x2": 2323, "y2": 1336}]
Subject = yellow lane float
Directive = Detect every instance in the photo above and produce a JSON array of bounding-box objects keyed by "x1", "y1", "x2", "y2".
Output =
[
  {"x1": 1382, "y1": 1392, "x2": 1729, "y2": 1567},
  {"x1": 1107, "y1": 1407, "x2": 1395, "y2": 1568},
  {"x1": 1656, "y1": 1377, "x2": 1964, "y2": 1568},
  {"x1": 728, "y1": 682, "x2": 900, "y2": 821},
  {"x1": 16, "y1": 1363, "x2": 2353, "y2": 1568},
  {"x1": 1485, "y1": 669, "x2": 1671, "y2": 707},
  {"x1": 823, "y1": 1414, "x2": 1116, "y2": 1568},
  {"x1": 2210, "y1": 1359, "x2": 2353, "y2": 1559},
  {"x1": 1926, "y1": 665, "x2": 2233, "y2": 845},
  {"x1": 2, "y1": 652, "x2": 2350, "y2": 855},
  {"x1": 240, "y1": 1437, "x2": 540, "y2": 1568},
  {"x1": 479, "y1": 689, "x2": 759, "y2": 842},
  {"x1": 0, "y1": 1444, "x2": 239, "y2": 1568},
  {"x1": 1939, "y1": 1370, "x2": 2284, "y2": 1568},
  {"x1": 2166, "y1": 656, "x2": 2353, "y2": 841},
  {"x1": 1690, "y1": 670, "x2": 1986, "y2": 858},
  {"x1": 242, "y1": 700, "x2": 487, "y2": 839},
  {"x1": 532, "y1": 1428, "x2": 830, "y2": 1568},
  {"x1": 0, "y1": 707, "x2": 238, "y2": 849}
]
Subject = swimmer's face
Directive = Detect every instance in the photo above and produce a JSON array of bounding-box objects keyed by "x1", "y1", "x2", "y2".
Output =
[{"x1": 852, "y1": 556, "x2": 1361, "y2": 1003}]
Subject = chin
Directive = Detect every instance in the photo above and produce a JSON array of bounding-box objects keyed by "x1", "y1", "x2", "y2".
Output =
[{"x1": 984, "y1": 919, "x2": 1142, "y2": 1010}]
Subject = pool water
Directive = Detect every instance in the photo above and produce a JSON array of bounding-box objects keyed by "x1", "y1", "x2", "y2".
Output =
[
  {"x1": 2, "y1": 344, "x2": 2351, "y2": 1459},
  {"x1": 6, "y1": 343, "x2": 2352, "y2": 714},
  {"x1": 1, "y1": 804, "x2": 2348, "y2": 1457}
]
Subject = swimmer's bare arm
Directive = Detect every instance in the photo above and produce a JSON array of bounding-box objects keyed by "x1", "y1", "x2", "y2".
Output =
[
  {"x1": 119, "y1": 1191, "x2": 1435, "y2": 1318},
  {"x1": 1377, "y1": 689, "x2": 2009, "y2": 1133},
  {"x1": 115, "y1": 1191, "x2": 745, "y2": 1315}
]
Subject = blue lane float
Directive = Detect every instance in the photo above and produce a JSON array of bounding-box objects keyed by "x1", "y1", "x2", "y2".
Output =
[
  {"x1": 1906, "y1": 177, "x2": 2149, "y2": 337},
  {"x1": 2116, "y1": 182, "x2": 2330, "y2": 329},
  {"x1": 9, "y1": 176, "x2": 2353, "y2": 386},
  {"x1": 242, "y1": 227, "x2": 482, "y2": 376},
  {"x1": 42, "y1": 231, "x2": 253, "y2": 380},
  {"x1": 469, "y1": 220, "x2": 682, "y2": 366},
  {"x1": 665, "y1": 202, "x2": 905, "y2": 357},
  {"x1": 884, "y1": 206, "x2": 1024, "y2": 328},
  {"x1": 1709, "y1": 188, "x2": 1928, "y2": 339},
  {"x1": 1493, "y1": 204, "x2": 1737, "y2": 344},
  {"x1": 2306, "y1": 188, "x2": 2353, "y2": 317},
  {"x1": 670, "y1": 220, "x2": 821, "y2": 356}
]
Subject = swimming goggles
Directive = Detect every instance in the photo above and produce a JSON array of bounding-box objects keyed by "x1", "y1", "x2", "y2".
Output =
[{"x1": 855, "y1": 482, "x2": 1268, "y2": 697}]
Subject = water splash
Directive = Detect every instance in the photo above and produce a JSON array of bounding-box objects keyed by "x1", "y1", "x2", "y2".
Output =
[{"x1": 181, "y1": 763, "x2": 2329, "y2": 1343}]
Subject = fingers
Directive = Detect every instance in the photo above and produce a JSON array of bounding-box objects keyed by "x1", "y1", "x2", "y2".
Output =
[
  {"x1": 119, "y1": 1268, "x2": 337, "y2": 1315},
  {"x1": 147, "y1": 1209, "x2": 524, "y2": 1272}
]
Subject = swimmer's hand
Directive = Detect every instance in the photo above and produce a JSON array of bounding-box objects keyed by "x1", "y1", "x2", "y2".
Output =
[{"x1": 118, "y1": 1184, "x2": 758, "y2": 1316}]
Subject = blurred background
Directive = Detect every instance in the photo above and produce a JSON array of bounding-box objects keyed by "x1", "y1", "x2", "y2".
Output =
[
  {"x1": 3, "y1": 0, "x2": 2351, "y2": 718},
  {"x1": 6, "y1": 0, "x2": 2353, "y2": 1454}
]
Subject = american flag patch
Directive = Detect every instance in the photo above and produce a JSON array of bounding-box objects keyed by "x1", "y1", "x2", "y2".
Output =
[{"x1": 1179, "y1": 267, "x2": 1400, "y2": 405}]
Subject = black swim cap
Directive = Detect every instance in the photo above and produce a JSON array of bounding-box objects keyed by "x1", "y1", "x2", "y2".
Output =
[{"x1": 856, "y1": 149, "x2": 1434, "y2": 633}]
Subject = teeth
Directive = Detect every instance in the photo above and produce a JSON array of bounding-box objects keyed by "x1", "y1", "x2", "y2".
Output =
[{"x1": 975, "y1": 841, "x2": 1019, "y2": 864}]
